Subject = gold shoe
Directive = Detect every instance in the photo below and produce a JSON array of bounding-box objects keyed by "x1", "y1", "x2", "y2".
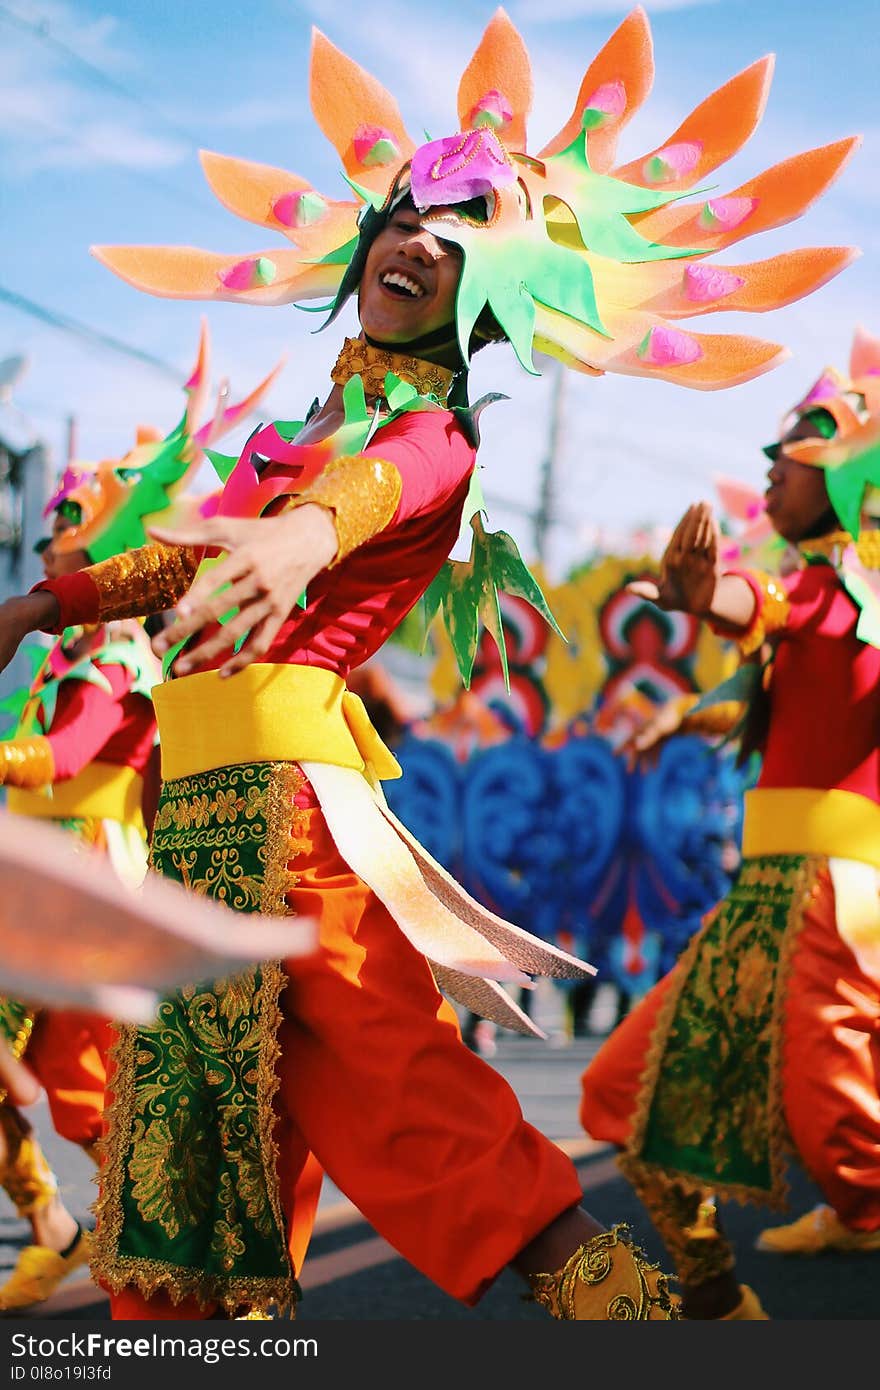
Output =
[
  {"x1": 0, "y1": 1230, "x2": 92, "y2": 1311},
  {"x1": 719, "y1": 1284, "x2": 769, "y2": 1319},
  {"x1": 756, "y1": 1205, "x2": 880, "y2": 1256},
  {"x1": 529, "y1": 1224, "x2": 681, "y2": 1320}
]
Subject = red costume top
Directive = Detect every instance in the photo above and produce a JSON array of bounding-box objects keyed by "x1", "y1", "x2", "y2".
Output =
[
  {"x1": 39, "y1": 656, "x2": 156, "y2": 780},
  {"x1": 36, "y1": 411, "x2": 476, "y2": 679},
  {"x1": 736, "y1": 563, "x2": 880, "y2": 804}
]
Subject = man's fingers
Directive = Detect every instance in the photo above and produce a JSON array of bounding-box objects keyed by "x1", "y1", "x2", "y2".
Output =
[
  {"x1": 678, "y1": 505, "x2": 704, "y2": 553},
  {"x1": 178, "y1": 571, "x2": 263, "y2": 626},
  {"x1": 174, "y1": 553, "x2": 254, "y2": 616},
  {"x1": 148, "y1": 519, "x2": 235, "y2": 551},
  {"x1": 154, "y1": 591, "x2": 236, "y2": 652},
  {"x1": 219, "y1": 611, "x2": 285, "y2": 679},
  {"x1": 171, "y1": 602, "x2": 270, "y2": 675}
]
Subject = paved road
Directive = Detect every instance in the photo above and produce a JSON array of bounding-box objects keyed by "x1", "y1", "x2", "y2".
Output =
[{"x1": 3, "y1": 987, "x2": 878, "y2": 1321}]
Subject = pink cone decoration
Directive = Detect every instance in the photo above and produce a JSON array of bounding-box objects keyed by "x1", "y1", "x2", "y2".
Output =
[
  {"x1": 684, "y1": 264, "x2": 746, "y2": 303},
  {"x1": 218, "y1": 257, "x2": 277, "y2": 291},
  {"x1": 410, "y1": 129, "x2": 516, "y2": 210},
  {"x1": 353, "y1": 124, "x2": 400, "y2": 168},
  {"x1": 273, "y1": 190, "x2": 328, "y2": 229},
  {"x1": 469, "y1": 89, "x2": 513, "y2": 133},
  {"x1": 637, "y1": 325, "x2": 703, "y2": 367},
  {"x1": 643, "y1": 141, "x2": 703, "y2": 184},
  {"x1": 699, "y1": 196, "x2": 758, "y2": 232},
  {"x1": 581, "y1": 80, "x2": 626, "y2": 131}
]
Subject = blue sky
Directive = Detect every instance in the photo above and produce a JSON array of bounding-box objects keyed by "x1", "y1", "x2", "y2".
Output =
[{"x1": 1, "y1": 0, "x2": 877, "y2": 576}]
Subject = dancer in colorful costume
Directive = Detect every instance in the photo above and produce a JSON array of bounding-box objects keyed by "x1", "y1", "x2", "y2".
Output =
[
  {"x1": 0, "y1": 327, "x2": 279, "y2": 1310},
  {"x1": 580, "y1": 324, "x2": 880, "y2": 1317},
  {"x1": 0, "y1": 7, "x2": 858, "y2": 1320}
]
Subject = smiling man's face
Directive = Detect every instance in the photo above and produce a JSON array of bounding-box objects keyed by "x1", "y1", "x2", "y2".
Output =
[{"x1": 357, "y1": 199, "x2": 463, "y2": 346}]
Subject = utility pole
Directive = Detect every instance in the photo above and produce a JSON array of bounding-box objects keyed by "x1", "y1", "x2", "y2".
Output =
[
  {"x1": 66, "y1": 413, "x2": 78, "y2": 465},
  {"x1": 533, "y1": 359, "x2": 565, "y2": 566}
]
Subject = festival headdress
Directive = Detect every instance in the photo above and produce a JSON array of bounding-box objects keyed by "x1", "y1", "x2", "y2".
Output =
[
  {"x1": 44, "y1": 320, "x2": 283, "y2": 562},
  {"x1": 764, "y1": 325, "x2": 880, "y2": 542},
  {"x1": 92, "y1": 7, "x2": 859, "y2": 392}
]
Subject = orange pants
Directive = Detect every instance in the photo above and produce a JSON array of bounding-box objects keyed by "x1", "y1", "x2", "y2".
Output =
[
  {"x1": 581, "y1": 866, "x2": 880, "y2": 1231},
  {"x1": 109, "y1": 806, "x2": 582, "y2": 1318},
  {"x1": 26, "y1": 1010, "x2": 113, "y2": 1148}
]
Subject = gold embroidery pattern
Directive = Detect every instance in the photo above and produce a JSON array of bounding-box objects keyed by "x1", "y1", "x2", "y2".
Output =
[
  {"x1": 331, "y1": 336, "x2": 453, "y2": 403},
  {"x1": 91, "y1": 543, "x2": 199, "y2": 622},
  {"x1": 289, "y1": 455, "x2": 402, "y2": 564},
  {"x1": 529, "y1": 1224, "x2": 680, "y2": 1320},
  {"x1": 623, "y1": 855, "x2": 820, "y2": 1209},
  {"x1": 91, "y1": 761, "x2": 306, "y2": 1315}
]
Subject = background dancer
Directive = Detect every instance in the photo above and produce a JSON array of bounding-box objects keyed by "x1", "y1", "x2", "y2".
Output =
[{"x1": 580, "y1": 328, "x2": 880, "y2": 1317}]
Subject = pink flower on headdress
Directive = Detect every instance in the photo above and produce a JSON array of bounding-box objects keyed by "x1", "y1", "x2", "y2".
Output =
[{"x1": 409, "y1": 129, "x2": 516, "y2": 211}]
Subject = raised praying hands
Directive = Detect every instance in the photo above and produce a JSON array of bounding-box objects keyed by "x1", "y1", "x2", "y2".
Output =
[{"x1": 627, "y1": 502, "x2": 722, "y2": 617}]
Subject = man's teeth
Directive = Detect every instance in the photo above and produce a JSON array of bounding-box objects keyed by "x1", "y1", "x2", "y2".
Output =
[{"x1": 381, "y1": 272, "x2": 424, "y2": 298}]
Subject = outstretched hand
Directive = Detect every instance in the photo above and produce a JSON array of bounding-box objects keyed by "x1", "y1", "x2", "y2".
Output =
[
  {"x1": 628, "y1": 502, "x2": 721, "y2": 616},
  {"x1": 0, "y1": 592, "x2": 60, "y2": 677},
  {"x1": 149, "y1": 505, "x2": 338, "y2": 678},
  {"x1": 620, "y1": 696, "x2": 690, "y2": 772}
]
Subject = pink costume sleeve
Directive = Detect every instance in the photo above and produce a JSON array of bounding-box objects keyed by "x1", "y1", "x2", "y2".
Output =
[{"x1": 362, "y1": 412, "x2": 476, "y2": 527}]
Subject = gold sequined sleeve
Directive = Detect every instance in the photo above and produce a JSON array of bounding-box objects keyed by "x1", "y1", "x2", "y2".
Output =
[
  {"x1": 88, "y1": 544, "x2": 200, "y2": 622},
  {"x1": 709, "y1": 570, "x2": 791, "y2": 658},
  {"x1": 286, "y1": 456, "x2": 403, "y2": 566}
]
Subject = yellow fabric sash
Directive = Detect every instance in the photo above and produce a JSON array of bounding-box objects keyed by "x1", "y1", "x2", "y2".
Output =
[
  {"x1": 742, "y1": 788, "x2": 880, "y2": 868},
  {"x1": 7, "y1": 762, "x2": 145, "y2": 829},
  {"x1": 152, "y1": 665, "x2": 402, "y2": 783}
]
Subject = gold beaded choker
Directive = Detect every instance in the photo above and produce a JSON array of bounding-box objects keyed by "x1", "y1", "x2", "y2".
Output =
[
  {"x1": 331, "y1": 337, "x2": 454, "y2": 403},
  {"x1": 801, "y1": 529, "x2": 880, "y2": 569}
]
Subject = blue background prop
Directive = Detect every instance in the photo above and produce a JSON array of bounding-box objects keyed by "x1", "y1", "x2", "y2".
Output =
[{"x1": 385, "y1": 729, "x2": 754, "y2": 997}]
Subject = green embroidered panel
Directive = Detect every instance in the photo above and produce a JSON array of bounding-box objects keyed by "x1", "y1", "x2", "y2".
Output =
[
  {"x1": 99, "y1": 762, "x2": 300, "y2": 1311},
  {"x1": 639, "y1": 854, "x2": 809, "y2": 1196}
]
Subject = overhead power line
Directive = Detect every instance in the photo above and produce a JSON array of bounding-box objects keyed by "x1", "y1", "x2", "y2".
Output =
[
  {"x1": 0, "y1": 285, "x2": 181, "y2": 381},
  {"x1": 0, "y1": 2, "x2": 204, "y2": 152}
]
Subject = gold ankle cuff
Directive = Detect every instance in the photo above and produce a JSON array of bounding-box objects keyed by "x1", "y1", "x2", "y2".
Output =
[{"x1": 529, "y1": 1225, "x2": 680, "y2": 1320}]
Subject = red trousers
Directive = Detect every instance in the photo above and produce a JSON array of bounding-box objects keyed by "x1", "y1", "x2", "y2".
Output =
[
  {"x1": 110, "y1": 806, "x2": 582, "y2": 1318},
  {"x1": 581, "y1": 866, "x2": 880, "y2": 1231},
  {"x1": 27, "y1": 1010, "x2": 113, "y2": 1148}
]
